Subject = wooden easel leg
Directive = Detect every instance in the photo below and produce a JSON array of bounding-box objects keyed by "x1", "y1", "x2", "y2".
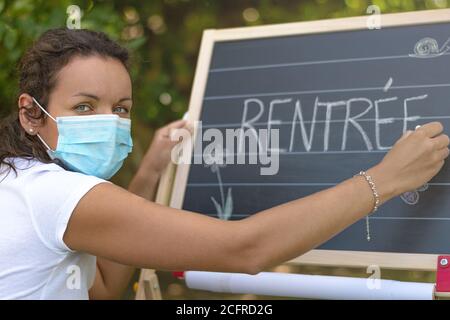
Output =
[{"x1": 135, "y1": 269, "x2": 162, "y2": 300}]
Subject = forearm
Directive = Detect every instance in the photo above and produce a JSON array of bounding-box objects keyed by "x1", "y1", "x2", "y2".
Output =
[
  {"x1": 93, "y1": 257, "x2": 136, "y2": 299},
  {"x1": 73, "y1": 167, "x2": 394, "y2": 277},
  {"x1": 128, "y1": 166, "x2": 160, "y2": 201},
  {"x1": 241, "y1": 165, "x2": 396, "y2": 271}
]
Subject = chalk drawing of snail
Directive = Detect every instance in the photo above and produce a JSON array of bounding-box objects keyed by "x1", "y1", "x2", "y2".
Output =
[{"x1": 409, "y1": 37, "x2": 450, "y2": 58}]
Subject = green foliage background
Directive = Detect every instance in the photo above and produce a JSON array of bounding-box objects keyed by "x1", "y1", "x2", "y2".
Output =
[
  {"x1": 1, "y1": 0, "x2": 448, "y2": 299},
  {"x1": 2, "y1": 0, "x2": 449, "y2": 187}
]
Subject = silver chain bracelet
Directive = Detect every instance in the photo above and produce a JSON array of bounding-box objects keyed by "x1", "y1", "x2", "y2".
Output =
[{"x1": 355, "y1": 171, "x2": 380, "y2": 241}]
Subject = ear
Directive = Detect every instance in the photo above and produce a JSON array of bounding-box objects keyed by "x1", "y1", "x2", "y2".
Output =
[{"x1": 18, "y1": 93, "x2": 43, "y2": 136}]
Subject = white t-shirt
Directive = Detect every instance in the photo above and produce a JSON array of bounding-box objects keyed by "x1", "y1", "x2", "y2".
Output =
[{"x1": 0, "y1": 157, "x2": 107, "y2": 299}]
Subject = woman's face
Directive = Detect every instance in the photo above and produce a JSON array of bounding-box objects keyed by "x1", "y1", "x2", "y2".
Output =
[{"x1": 19, "y1": 55, "x2": 132, "y2": 150}]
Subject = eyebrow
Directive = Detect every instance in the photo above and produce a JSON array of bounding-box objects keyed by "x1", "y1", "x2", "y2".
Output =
[
  {"x1": 73, "y1": 92, "x2": 100, "y2": 100},
  {"x1": 73, "y1": 93, "x2": 132, "y2": 103},
  {"x1": 118, "y1": 97, "x2": 133, "y2": 103}
]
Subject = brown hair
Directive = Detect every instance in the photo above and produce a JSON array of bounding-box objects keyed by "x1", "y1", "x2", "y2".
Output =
[{"x1": 0, "y1": 28, "x2": 129, "y2": 177}]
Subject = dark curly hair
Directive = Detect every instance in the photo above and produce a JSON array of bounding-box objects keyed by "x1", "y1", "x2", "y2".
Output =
[{"x1": 0, "y1": 28, "x2": 129, "y2": 177}]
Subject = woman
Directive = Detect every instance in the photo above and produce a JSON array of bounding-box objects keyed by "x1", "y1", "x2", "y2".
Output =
[{"x1": 0, "y1": 28, "x2": 448, "y2": 300}]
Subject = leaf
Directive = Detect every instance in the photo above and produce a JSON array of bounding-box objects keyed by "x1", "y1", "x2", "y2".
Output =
[
  {"x1": 126, "y1": 37, "x2": 147, "y2": 50},
  {"x1": 210, "y1": 196, "x2": 223, "y2": 219},
  {"x1": 0, "y1": 21, "x2": 5, "y2": 40},
  {"x1": 222, "y1": 188, "x2": 233, "y2": 221},
  {"x1": 86, "y1": 0, "x2": 94, "y2": 13},
  {"x1": 4, "y1": 27, "x2": 18, "y2": 50}
]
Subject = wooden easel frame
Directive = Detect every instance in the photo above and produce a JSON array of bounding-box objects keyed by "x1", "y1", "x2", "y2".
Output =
[{"x1": 137, "y1": 9, "x2": 450, "y2": 298}]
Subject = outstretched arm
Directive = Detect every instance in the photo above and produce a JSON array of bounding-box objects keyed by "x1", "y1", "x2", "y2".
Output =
[{"x1": 66, "y1": 122, "x2": 448, "y2": 297}]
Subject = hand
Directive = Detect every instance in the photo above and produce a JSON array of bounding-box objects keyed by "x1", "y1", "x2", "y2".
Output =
[
  {"x1": 369, "y1": 122, "x2": 450, "y2": 203},
  {"x1": 141, "y1": 119, "x2": 192, "y2": 175},
  {"x1": 128, "y1": 119, "x2": 192, "y2": 200}
]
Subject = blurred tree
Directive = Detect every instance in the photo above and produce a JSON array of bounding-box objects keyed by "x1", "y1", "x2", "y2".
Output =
[{"x1": 1, "y1": 0, "x2": 449, "y2": 186}]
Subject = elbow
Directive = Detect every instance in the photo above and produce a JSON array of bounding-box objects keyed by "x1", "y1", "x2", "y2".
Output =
[
  {"x1": 243, "y1": 262, "x2": 264, "y2": 276},
  {"x1": 240, "y1": 248, "x2": 266, "y2": 275},
  {"x1": 228, "y1": 252, "x2": 264, "y2": 276},
  {"x1": 229, "y1": 221, "x2": 266, "y2": 276},
  {"x1": 89, "y1": 289, "x2": 122, "y2": 300}
]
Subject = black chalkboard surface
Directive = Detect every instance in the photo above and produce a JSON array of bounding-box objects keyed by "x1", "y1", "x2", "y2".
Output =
[{"x1": 176, "y1": 10, "x2": 450, "y2": 262}]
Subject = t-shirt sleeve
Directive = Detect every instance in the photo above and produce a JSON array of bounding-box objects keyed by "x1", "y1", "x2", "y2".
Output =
[{"x1": 24, "y1": 165, "x2": 109, "y2": 254}]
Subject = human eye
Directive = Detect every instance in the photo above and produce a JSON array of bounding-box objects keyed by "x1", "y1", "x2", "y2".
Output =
[
  {"x1": 74, "y1": 104, "x2": 93, "y2": 114},
  {"x1": 113, "y1": 106, "x2": 130, "y2": 114}
]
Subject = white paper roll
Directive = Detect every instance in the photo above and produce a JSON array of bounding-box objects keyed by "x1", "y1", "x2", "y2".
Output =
[{"x1": 184, "y1": 271, "x2": 434, "y2": 300}]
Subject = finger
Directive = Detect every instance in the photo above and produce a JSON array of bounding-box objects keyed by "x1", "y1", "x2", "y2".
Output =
[
  {"x1": 168, "y1": 127, "x2": 192, "y2": 143},
  {"x1": 165, "y1": 120, "x2": 189, "y2": 138},
  {"x1": 157, "y1": 120, "x2": 188, "y2": 137},
  {"x1": 168, "y1": 119, "x2": 187, "y2": 129},
  {"x1": 397, "y1": 130, "x2": 413, "y2": 143},
  {"x1": 418, "y1": 122, "x2": 444, "y2": 138},
  {"x1": 432, "y1": 134, "x2": 450, "y2": 149},
  {"x1": 185, "y1": 122, "x2": 194, "y2": 134},
  {"x1": 436, "y1": 147, "x2": 450, "y2": 161}
]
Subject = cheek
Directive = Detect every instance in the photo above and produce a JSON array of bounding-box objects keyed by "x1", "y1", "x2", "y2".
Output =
[{"x1": 40, "y1": 119, "x2": 59, "y2": 150}]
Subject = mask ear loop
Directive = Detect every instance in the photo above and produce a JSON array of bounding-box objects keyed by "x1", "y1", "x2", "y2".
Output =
[
  {"x1": 31, "y1": 97, "x2": 56, "y2": 122},
  {"x1": 31, "y1": 97, "x2": 56, "y2": 152}
]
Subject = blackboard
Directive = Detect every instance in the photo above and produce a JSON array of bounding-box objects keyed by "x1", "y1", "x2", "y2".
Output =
[{"x1": 169, "y1": 9, "x2": 450, "y2": 270}]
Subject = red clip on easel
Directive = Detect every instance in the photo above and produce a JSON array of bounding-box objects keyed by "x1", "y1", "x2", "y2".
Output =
[
  {"x1": 173, "y1": 271, "x2": 185, "y2": 280},
  {"x1": 435, "y1": 255, "x2": 450, "y2": 299}
]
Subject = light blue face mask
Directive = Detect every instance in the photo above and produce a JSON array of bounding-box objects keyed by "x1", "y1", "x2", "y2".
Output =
[{"x1": 32, "y1": 97, "x2": 133, "y2": 180}]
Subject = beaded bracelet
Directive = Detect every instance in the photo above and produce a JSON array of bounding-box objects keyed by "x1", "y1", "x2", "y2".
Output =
[{"x1": 355, "y1": 171, "x2": 380, "y2": 241}]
